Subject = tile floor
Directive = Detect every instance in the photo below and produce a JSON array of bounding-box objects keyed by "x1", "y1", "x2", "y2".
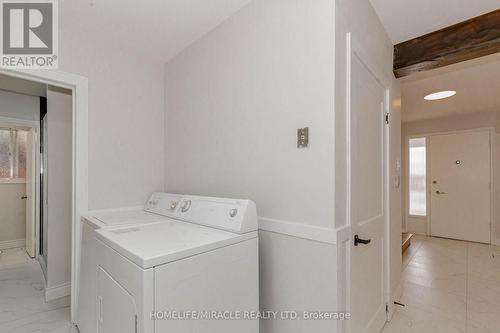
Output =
[
  {"x1": 0, "y1": 248, "x2": 76, "y2": 333},
  {"x1": 383, "y1": 235, "x2": 500, "y2": 333},
  {"x1": 1, "y1": 238, "x2": 499, "y2": 333}
]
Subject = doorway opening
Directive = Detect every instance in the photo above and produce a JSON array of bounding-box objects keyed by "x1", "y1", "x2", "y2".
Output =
[
  {"x1": 0, "y1": 125, "x2": 35, "y2": 255},
  {"x1": 0, "y1": 70, "x2": 87, "y2": 331},
  {"x1": 385, "y1": 49, "x2": 500, "y2": 333}
]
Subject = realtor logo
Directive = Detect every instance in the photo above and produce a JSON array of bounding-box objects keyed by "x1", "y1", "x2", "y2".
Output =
[{"x1": 0, "y1": 0, "x2": 58, "y2": 68}]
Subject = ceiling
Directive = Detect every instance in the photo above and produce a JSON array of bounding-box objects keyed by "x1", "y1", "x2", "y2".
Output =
[
  {"x1": 401, "y1": 53, "x2": 500, "y2": 122},
  {"x1": 369, "y1": 0, "x2": 500, "y2": 44},
  {"x1": 60, "y1": 0, "x2": 251, "y2": 63}
]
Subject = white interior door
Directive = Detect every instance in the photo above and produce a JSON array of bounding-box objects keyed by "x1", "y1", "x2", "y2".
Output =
[
  {"x1": 430, "y1": 130, "x2": 491, "y2": 243},
  {"x1": 25, "y1": 128, "x2": 36, "y2": 258},
  {"x1": 348, "y1": 37, "x2": 387, "y2": 333}
]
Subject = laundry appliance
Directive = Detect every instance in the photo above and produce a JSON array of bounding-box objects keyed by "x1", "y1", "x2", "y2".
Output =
[
  {"x1": 90, "y1": 194, "x2": 258, "y2": 333},
  {"x1": 77, "y1": 192, "x2": 183, "y2": 333}
]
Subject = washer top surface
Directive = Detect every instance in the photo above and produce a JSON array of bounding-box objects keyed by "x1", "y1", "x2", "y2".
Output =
[
  {"x1": 82, "y1": 208, "x2": 168, "y2": 229},
  {"x1": 95, "y1": 220, "x2": 257, "y2": 269}
]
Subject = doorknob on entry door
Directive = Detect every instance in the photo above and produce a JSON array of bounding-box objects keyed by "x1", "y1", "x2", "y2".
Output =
[
  {"x1": 354, "y1": 235, "x2": 371, "y2": 246},
  {"x1": 21, "y1": 196, "x2": 27, "y2": 199},
  {"x1": 435, "y1": 190, "x2": 447, "y2": 195}
]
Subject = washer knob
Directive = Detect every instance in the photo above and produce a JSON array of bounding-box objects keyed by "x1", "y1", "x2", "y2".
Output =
[
  {"x1": 181, "y1": 200, "x2": 191, "y2": 212},
  {"x1": 229, "y1": 208, "x2": 238, "y2": 218},
  {"x1": 170, "y1": 201, "x2": 177, "y2": 210}
]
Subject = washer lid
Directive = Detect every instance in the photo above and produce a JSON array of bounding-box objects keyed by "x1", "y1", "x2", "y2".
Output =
[
  {"x1": 83, "y1": 209, "x2": 168, "y2": 229},
  {"x1": 95, "y1": 220, "x2": 257, "y2": 269}
]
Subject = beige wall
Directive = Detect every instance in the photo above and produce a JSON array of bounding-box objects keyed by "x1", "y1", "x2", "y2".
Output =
[
  {"x1": 402, "y1": 110, "x2": 500, "y2": 242},
  {"x1": 0, "y1": 183, "x2": 26, "y2": 245}
]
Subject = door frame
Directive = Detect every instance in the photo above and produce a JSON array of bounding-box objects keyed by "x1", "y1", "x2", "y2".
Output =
[
  {"x1": 0, "y1": 68, "x2": 88, "y2": 323},
  {"x1": 345, "y1": 32, "x2": 391, "y2": 331},
  {"x1": 404, "y1": 127, "x2": 494, "y2": 244}
]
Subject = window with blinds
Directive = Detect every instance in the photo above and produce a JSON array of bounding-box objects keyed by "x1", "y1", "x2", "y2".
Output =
[{"x1": 0, "y1": 128, "x2": 28, "y2": 180}]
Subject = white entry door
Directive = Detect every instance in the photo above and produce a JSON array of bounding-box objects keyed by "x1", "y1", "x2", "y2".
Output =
[
  {"x1": 348, "y1": 36, "x2": 387, "y2": 333},
  {"x1": 25, "y1": 128, "x2": 36, "y2": 258},
  {"x1": 430, "y1": 130, "x2": 491, "y2": 243}
]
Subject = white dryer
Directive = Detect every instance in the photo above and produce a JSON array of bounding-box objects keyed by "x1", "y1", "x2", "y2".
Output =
[
  {"x1": 77, "y1": 192, "x2": 183, "y2": 333},
  {"x1": 94, "y1": 195, "x2": 259, "y2": 333}
]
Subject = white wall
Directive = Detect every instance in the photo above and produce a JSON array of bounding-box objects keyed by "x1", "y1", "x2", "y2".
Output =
[
  {"x1": 402, "y1": 111, "x2": 500, "y2": 243},
  {"x1": 0, "y1": 90, "x2": 39, "y2": 121},
  {"x1": 164, "y1": 1, "x2": 337, "y2": 332},
  {"x1": 164, "y1": 0, "x2": 335, "y2": 227},
  {"x1": 0, "y1": 183, "x2": 26, "y2": 246},
  {"x1": 335, "y1": 0, "x2": 402, "y2": 316},
  {"x1": 59, "y1": 11, "x2": 165, "y2": 210},
  {"x1": 46, "y1": 88, "x2": 72, "y2": 290},
  {"x1": 259, "y1": 231, "x2": 337, "y2": 333}
]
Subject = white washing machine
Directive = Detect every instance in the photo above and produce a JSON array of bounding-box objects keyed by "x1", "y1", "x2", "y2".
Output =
[
  {"x1": 94, "y1": 195, "x2": 259, "y2": 333},
  {"x1": 77, "y1": 192, "x2": 183, "y2": 333}
]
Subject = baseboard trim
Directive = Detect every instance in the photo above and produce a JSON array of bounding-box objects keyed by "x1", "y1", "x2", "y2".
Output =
[
  {"x1": 0, "y1": 239, "x2": 25, "y2": 250},
  {"x1": 45, "y1": 282, "x2": 71, "y2": 302}
]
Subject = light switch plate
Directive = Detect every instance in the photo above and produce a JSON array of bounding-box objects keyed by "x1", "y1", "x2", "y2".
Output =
[{"x1": 297, "y1": 127, "x2": 309, "y2": 148}]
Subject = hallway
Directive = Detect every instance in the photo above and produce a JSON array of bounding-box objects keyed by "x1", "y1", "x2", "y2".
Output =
[
  {"x1": 0, "y1": 248, "x2": 75, "y2": 333},
  {"x1": 383, "y1": 235, "x2": 500, "y2": 333}
]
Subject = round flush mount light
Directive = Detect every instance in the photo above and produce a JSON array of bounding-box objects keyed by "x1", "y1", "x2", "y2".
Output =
[{"x1": 424, "y1": 90, "x2": 456, "y2": 101}]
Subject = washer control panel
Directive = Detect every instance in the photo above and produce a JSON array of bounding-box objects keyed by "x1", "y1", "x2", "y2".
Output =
[
  {"x1": 144, "y1": 192, "x2": 182, "y2": 217},
  {"x1": 175, "y1": 196, "x2": 257, "y2": 234},
  {"x1": 144, "y1": 193, "x2": 258, "y2": 234}
]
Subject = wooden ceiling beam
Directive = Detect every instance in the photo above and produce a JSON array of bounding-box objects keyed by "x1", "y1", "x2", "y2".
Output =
[{"x1": 394, "y1": 10, "x2": 500, "y2": 78}]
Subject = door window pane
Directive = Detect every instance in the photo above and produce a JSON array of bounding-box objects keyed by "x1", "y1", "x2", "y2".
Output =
[{"x1": 409, "y1": 138, "x2": 426, "y2": 216}]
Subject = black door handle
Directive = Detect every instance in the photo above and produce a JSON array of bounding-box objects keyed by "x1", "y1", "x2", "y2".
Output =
[{"x1": 354, "y1": 235, "x2": 371, "y2": 246}]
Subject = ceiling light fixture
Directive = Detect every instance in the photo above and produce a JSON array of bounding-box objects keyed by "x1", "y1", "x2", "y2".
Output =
[{"x1": 424, "y1": 90, "x2": 456, "y2": 101}]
